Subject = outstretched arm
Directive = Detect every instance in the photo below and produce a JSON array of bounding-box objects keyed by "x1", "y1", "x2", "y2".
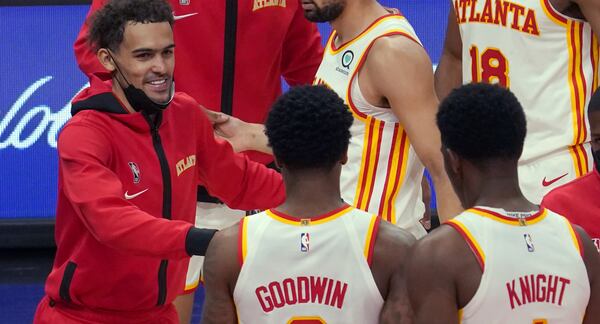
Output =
[
  {"x1": 434, "y1": 4, "x2": 463, "y2": 101},
  {"x1": 201, "y1": 225, "x2": 240, "y2": 324},
  {"x1": 364, "y1": 35, "x2": 462, "y2": 222}
]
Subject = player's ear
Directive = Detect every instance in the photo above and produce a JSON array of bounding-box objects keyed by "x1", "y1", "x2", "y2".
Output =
[
  {"x1": 445, "y1": 147, "x2": 461, "y2": 174},
  {"x1": 273, "y1": 156, "x2": 283, "y2": 170},
  {"x1": 340, "y1": 150, "x2": 348, "y2": 165},
  {"x1": 97, "y1": 48, "x2": 116, "y2": 72}
]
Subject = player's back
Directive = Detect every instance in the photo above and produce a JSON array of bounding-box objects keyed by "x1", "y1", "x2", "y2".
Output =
[
  {"x1": 447, "y1": 207, "x2": 590, "y2": 323},
  {"x1": 454, "y1": 0, "x2": 598, "y2": 167},
  {"x1": 233, "y1": 205, "x2": 383, "y2": 323}
]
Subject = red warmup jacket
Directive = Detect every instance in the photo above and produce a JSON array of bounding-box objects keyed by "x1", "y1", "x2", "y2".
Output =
[
  {"x1": 74, "y1": 0, "x2": 324, "y2": 164},
  {"x1": 542, "y1": 168, "x2": 600, "y2": 252},
  {"x1": 44, "y1": 75, "x2": 285, "y2": 313}
]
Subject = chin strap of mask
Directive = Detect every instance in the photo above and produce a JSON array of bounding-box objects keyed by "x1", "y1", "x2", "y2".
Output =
[{"x1": 107, "y1": 50, "x2": 174, "y2": 114}]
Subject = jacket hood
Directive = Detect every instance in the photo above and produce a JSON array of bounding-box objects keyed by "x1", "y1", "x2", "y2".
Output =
[{"x1": 71, "y1": 73, "x2": 129, "y2": 116}]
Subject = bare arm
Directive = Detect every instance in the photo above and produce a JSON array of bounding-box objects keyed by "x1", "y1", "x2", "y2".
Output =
[
  {"x1": 377, "y1": 222, "x2": 416, "y2": 324},
  {"x1": 201, "y1": 225, "x2": 240, "y2": 324},
  {"x1": 574, "y1": 225, "x2": 600, "y2": 324},
  {"x1": 406, "y1": 226, "x2": 464, "y2": 324},
  {"x1": 364, "y1": 36, "x2": 462, "y2": 222},
  {"x1": 434, "y1": 4, "x2": 463, "y2": 101},
  {"x1": 576, "y1": 0, "x2": 600, "y2": 36}
]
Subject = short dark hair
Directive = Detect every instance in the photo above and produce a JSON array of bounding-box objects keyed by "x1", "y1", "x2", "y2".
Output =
[
  {"x1": 266, "y1": 85, "x2": 354, "y2": 170},
  {"x1": 88, "y1": 0, "x2": 174, "y2": 52},
  {"x1": 437, "y1": 83, "x2": 526, "y2": 163},
  {"x1": 589, "y1": 88, "x2": 600, "y2": 114}
]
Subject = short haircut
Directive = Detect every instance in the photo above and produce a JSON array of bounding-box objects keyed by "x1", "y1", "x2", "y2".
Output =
[
  {"x1": 589, "y1": 88, "x2": 600, "y2": 114},
  {"x1": 266, "y1": 85, "x2": 354, "y2": 170},
  {"x1": 88, "y1": 0, "x2": 174, "y2": 52},
  {"x1": 437, "y1": 83, "x2": 527, "y2": 163}
]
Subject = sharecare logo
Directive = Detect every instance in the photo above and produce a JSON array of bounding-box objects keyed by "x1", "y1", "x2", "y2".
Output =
[{"x1": 0, "y1": 76, "x2": 88, "y2": 150}]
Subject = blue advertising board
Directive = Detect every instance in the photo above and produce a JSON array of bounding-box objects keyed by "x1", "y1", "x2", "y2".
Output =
[{"x1": 0, "y1": 1, "x2": 450, "y2": 219}]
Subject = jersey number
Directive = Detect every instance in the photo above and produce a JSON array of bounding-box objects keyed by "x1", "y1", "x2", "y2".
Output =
[
  {"x1": 288, "y1": 316, "x2": 326, "y2": 324},
  {"x1": 469, "y1": 45, "x2": 510, "y2": 87}
]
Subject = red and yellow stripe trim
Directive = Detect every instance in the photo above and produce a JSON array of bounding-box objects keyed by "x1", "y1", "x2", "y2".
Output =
[
  {"x1": 446, "y1": 219, "x2": 486, "y2": 271},
  {"x1": 591, "y1": 34, "x2": 599, "y2": 91},
  {"x1": 378, "y1": 125, "x2": 410, "y2": 223},
  {"x1": 364, "y1": 215, "x2": 381, "y2": 265},
  {"x1": 265, "y1": 205, "x2": 353, "y2": 226},
  {"x1": 567, "y1": 20, "x2": 590, "y2": 177},
  {"x1": 327, "y1": 14, "x2": 407, "y2": 54},
  {"x1": 540, "y1": 0, "x2": 568, "y2": 26},
  {"x1": 469, "y1": 207, "x2": 548, "y2": 226},
  {"x1": 354, "y1": 116, "x2": 384, "y2": 210},
  {"x1": 238, "y1": 217, "x2": 248, "y2": 266},
  {"x1": 565, "y1": 219, "x2": 584, "y2": 257}
]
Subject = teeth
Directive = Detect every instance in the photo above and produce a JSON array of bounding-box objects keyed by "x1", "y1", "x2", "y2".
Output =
[{"x1": 149, "y1": 79, "x2": 166, "y2": 85}]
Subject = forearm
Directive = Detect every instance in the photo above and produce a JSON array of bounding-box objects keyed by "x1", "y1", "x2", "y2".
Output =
[
  {"x1": 434, "y1": 52, "x2": 463, "y2": 101},
  {"x1": 429, "y1": 172, "x2": 462, "y2": 222}
]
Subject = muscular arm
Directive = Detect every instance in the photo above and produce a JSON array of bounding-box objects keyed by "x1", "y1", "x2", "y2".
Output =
[
  {"x1": 201, "y1": 225, "x2": 240, "y2": 324},
  {"x1": 434, "y1": 4, "x2": 463, "y2": 101},
  {"x1": 574, "y1": 225, "x2": 600, "y2": 324},
  {"x1": 576, "y1": 0, "x2": 600, "y2": 36},
  {"x1": 406, "y1": 226, "x2": 467, "y2": 324},
  {"x1": 364, "y1": 36, "x2": 462, "y2": 222},
  {"x1": 377, "y1": 222, "x2": 416, "y2": 324}
]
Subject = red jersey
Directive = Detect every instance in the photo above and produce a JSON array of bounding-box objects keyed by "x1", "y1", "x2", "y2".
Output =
[
  {"x1": 44, "y1": 75, "x2": 284, "y2": 314},
  {"x1": 542, "y1": 168, "x2": 600, "y2": 252},
  {"x1": 74, "y1": 0, "x2": 323, "y2": 163}
]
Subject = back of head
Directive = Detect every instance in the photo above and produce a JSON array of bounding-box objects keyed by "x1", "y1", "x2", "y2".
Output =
[
  {"x1": 437, "y1": 83, "x2": 527, "y2": 165},
  {"x1": 88, "y1": 0, "x2": 174, "y2": 52},
  {"x1": 265, "y1": 85, "x2": 354, "y2": 171}
]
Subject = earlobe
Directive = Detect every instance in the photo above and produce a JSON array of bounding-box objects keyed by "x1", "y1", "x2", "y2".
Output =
[
  {"x1": 447, "y1": 149, "x2": 461, "y2": 174},
  {"x1": 97, "y1": 48, "x2": 116, "y2": 72},
  {"x1": 341, "y1": 151, "x2": 348, "y2": 165}
]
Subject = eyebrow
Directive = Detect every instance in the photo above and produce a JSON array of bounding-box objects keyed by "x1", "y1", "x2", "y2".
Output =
[{"x1": 131, "y1": 44, "x2": 175, "y2": 54}]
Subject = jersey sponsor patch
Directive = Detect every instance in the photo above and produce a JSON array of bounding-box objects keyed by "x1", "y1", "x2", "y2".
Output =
[{"x1": 128, "y1": 161, "x2": 141, "y2": 184}]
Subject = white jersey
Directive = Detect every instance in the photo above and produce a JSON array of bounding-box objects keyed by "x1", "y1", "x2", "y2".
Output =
[
  {"x1": 447, "y1": 207, "x2": 590, "y2": 323},
  {"x1": 233, "y1": 206, "x2": 384, "y2": 324},
  {"x1": 454, "y1": 0, "x2": 599, "y2": 176},
  {"x1": 314, "y1": 15, "x2": 426, "y2": 238}
]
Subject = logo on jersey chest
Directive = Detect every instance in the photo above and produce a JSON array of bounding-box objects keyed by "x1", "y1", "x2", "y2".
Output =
[
  {"x1": 300, "y1": 233, "x2": 310, "y2": 252},
  {"x1": 128, "y1": 162, "x2": 141, "y2": 184},
  {"x1": 593, "y1": 238, "x2": 600, "y2": 252},
  {"x1": 335, "y1": 50, "x2": 354, "y2": 76},
  {"x1": 253, "y1": 0, "x2": 286, "y2": 11},
  {"x1": 179, "y1": 0, "x2": 190, "y2": 5},
  {"x1": 453, "y1": 0, "x2": 540, "y2": 36},
  {"x1": 523, "y1": 233, "x2": 535, "y2": 252},
  {"x1": 176, "y1": 154, "x2": 196, "y2": 176}
]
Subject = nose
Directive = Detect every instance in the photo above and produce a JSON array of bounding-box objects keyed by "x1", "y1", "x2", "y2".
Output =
[{"x1": 152, "y1": 56, "x2": 168, "y2": 74}]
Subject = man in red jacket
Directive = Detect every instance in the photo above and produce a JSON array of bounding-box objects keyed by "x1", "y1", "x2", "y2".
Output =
[
  {"x1": 74, "y1": 2, "x2": 322, "y2": 320},
  {"x1": 33, "y1": 1, "x2": 284, "y2": 322},
  {"x1": 543, "y1": 89, "x2": 600, "y2": 253}
]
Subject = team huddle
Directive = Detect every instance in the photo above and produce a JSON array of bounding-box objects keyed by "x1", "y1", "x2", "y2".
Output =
[{"x1": 32, "y1": 0, "x2": 600, "y2": 323}]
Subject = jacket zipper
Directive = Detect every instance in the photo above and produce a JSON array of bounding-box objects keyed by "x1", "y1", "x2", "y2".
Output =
[
  {"x1": 220, "y1": 0, "x2": 238, "y2": 116},
  {"x1": 143, "y1": 112, "x2": 172, "y2": 306}
]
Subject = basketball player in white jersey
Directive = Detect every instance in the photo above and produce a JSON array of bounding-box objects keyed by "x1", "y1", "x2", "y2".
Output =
[
  {"x1": 407, "y1": 83, "x2": 600, "y2": 324},
  {"x1": 213, "y1": 0, "x2": 462, "y2": 235},
  {"x1": 201, "y1": 85, "x2": 415, "y2": 324},
  {"x1": 435, "y1": 0, "x2": 600, "y2": 204}
]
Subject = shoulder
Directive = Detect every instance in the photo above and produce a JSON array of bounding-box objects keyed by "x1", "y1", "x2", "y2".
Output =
[
  {"x1": 409, "y1": 223, "x2": 470, "y2": 272},
  {"x1": 367, "y1": 33, "x2": 428, "y2": 66}
]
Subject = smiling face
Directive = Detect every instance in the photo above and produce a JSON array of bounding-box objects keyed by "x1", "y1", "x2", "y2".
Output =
[
  {"x1": 301, "y1": 0, "x2": 346, "y2": 23},
  {"x1": 107, "y1": 21, "x2": 175, "y2": 104}
]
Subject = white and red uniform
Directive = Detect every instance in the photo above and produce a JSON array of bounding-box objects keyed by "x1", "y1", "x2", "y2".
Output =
[
  {"x1": 453, "y1": 0, "x2": 600, "y2": 202},
  {"x1": 233, "y1": 205, "x2": 383, "y2": 323},
  {"x1": 314, "y1": 14, "x2": 427, "y2": 238},
  {"x1": 447, "y1": 207, "x2": 590, "y2": 323}
]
